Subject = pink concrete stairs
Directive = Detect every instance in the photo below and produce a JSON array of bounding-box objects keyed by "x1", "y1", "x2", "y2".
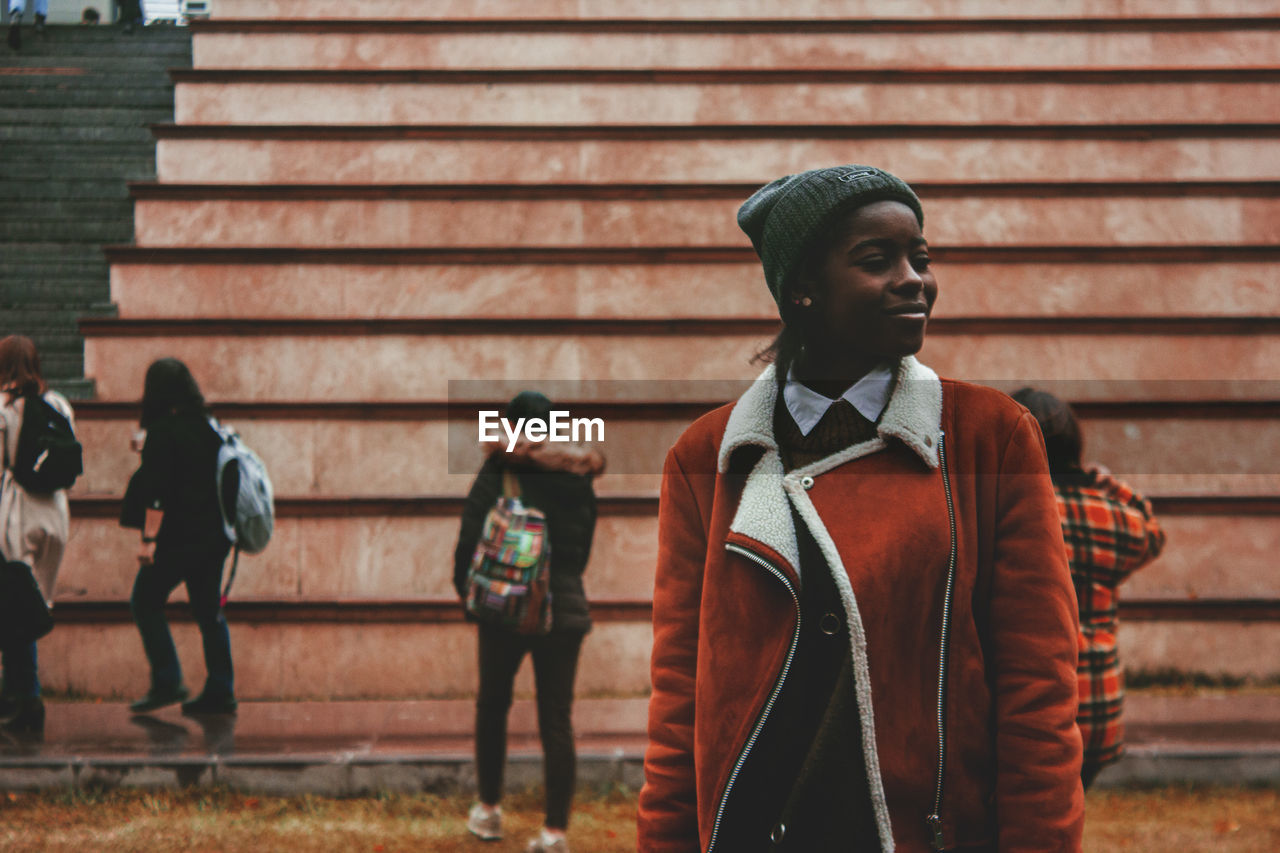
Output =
[{"x1": 53, "y1": 0, "x2": 1280, "y2": 700}]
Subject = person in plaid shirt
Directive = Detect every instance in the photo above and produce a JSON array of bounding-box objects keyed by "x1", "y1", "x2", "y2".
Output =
[{"x1": 1013, "y1": 388, "x2": 1167, "y2": 788}]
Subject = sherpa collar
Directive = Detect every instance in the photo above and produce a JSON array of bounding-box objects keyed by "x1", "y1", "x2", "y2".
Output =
[{"x1": 717, "y1": 355, "x2": 943, "y2": 474}]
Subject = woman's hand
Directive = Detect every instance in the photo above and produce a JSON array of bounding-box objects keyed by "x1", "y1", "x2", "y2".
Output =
[{"x1": 137, "y1": 540, "x2": 157, "y2": 566}]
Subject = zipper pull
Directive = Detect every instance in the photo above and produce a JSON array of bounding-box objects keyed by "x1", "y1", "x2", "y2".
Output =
[{"x1": 926, "y1": 813, "x2": 945, "y2": 851}]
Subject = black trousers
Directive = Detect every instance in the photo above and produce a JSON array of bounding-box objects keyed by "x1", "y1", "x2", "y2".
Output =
[
  {"x1": 475, "y1": 622, "x2": 584, "y2": 829},
  {"x1": 130, "y1": 540, "x2": 233, "y2": 699}
]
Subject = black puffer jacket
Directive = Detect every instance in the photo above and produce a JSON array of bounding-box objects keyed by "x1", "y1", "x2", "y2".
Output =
[{"x1": 453, "y1": 453, "x2": 598, "y2": 633}]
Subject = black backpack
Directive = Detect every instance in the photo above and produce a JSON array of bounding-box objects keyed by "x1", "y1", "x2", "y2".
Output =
[{"x1": 7, "y1": 394, "x2": 82, "y2": 494}]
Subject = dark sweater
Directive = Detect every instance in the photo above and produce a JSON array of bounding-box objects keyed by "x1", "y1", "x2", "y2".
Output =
[
  {"x1": 453, "y1": 454, "x2": 598, "y2": 633},
  {"x1": 713, "y1": 390, "x2": 883, "y2": 851},
  {"x1": 121, "y1": 413, "x2": 229, "y2": 550}
]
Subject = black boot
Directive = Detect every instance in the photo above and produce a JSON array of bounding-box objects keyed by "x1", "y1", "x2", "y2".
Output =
[
  {"x1": 6, "y1": 13, "x2": 20, "y2": 50},
  {"x1": 129, "y1": 683, "x2": 190, "y2": 714},
  {"x1": 2, "y1": 696, "x2": 44, "y2": 736},
  {"x1": 33, "y1": 11, "x2": 43, "y2": 32},
  {"x1": 182, "y1": 691, "x2": 237, "y2": 716}
]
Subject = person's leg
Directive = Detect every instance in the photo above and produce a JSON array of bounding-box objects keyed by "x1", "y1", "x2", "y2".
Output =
[
  {"x1": 1, "y1": 641, "x2": 37, "y2": 697},
  {"x1": 7, "y1": 0, "x2": 23, "y2": 49},
  {"x1": 1, "y1": 641, "x2": 44, "y2": 733},
  {"x1": 130, "y1": 555, "x2": 186, "y2": 694},
  {"x1": 529, "y1": 630, "x2": 584, "y2": 832},
  {"x1": 475, "y1": 622, "x2": 529, "y2": 807},
  {"x1": 182, "y1": 544, "x2": 234, "y2": 705}
]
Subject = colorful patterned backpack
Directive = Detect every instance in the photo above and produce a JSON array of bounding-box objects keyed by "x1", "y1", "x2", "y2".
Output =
[{"x1": 464, "y1": 469, "x2": 553, "y2": 635}]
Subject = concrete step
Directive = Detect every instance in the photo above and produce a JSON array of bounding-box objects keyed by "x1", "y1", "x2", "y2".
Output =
[
  {"x1": 47, "y1": 378, "x2": 97, "y2": 400},
  {"x1": 103, "y1": 247, "x2": 1280, "y2": 321},
  {"x1": 1, "y1": 306, "x2": 115, "y2": 380},
  {"x1": 3, "y1": 694, "x2": 1278, "y2": 793},
  {"x1": 79, "y1": 318, "x2": 1280, "y2": 401},
  {"x1": 0, "y1": 71, "x2": 175, "y2": 88},
  {"x1": 4, "y1": 157, "x2": 154, "y2": 182},
  {"x1": 151, "y1": 127, "x2": 1280, "y2": 184},
  {"x1": 33, "y1": 615, "x2": 652, "y2": 700},
  {"x1": 188, "y1": 22, "x2": 1280, "y2": 71},
  {"x1": 54, "y1": 487, "x2": 1280, "y2": 601},
  {"x1": 0, "y1": 204, "x2": 134, "y2": 242},
  {"x1": 1, "y1": 23, "x2": 191, "y2": 46},
  {"x1": 2, "y1": 694, "x2": 1275, "y2": 793},
  {"x1": 3, "y1": 107, "x2": 178, "y2": 130},
  {"x1": 66, "y1": 400, "x2": 1280, "y2": 499},
  {"x1": 206, "y1": 0, "x2": 1280, "y2": 22},
  {"x1": 0, "y1": 180, "x2": 135, "y2": 201},
  {"x1": 3, "y1": 243, "x2": 108, "y2": 267},
  {"x1": 21, "y1": 600, "x2": 1280, "y2": 700},
  {"x1": 0, "y1": 85, "x2": 175, "y2": 110},
  {"x1": 2, "y1": 305, "x2": 115, "y2": 325},
  {"x1": 171, "y1": 70, "x2": 1280, "y2": 125},
  {"x1": 1, "y1": 127, "x2": 162, "y2": 148},
  {"x1": 127, "y1": 185, "x2": 1280, "y2": 248},
  {"x1": 1, "y1": 279, "x2": 109, "y2": 305},
  {"x1": 5, "y1": 54, "x2": 190, "y2": 70},
  {"x1": 60, "y1": 508, "x2": 650, "y2": 601}
]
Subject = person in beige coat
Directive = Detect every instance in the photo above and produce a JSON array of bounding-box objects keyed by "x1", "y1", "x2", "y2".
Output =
[{"x1": 0, "y1": 335, "x2": 73, "y2": 735}]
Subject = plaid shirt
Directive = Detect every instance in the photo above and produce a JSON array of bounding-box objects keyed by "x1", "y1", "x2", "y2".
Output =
[{"x1": 1056, "y1": 472, "x2": 1166, "y2": 775}]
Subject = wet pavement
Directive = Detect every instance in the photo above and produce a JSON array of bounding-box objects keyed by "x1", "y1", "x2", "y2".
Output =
[{"x1": 0, "y1": 695, "x2": 1275, "y2": 793}]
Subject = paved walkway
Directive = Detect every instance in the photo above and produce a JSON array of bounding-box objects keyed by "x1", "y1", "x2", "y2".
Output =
[{"x1": 0, "y1": 694, "x2": 1275, "y2": 793}]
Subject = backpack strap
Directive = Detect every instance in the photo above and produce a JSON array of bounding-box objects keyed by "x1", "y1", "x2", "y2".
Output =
[
  {"x1": 502, "y1": 468, "x2": 520, "y2": 499},
  {"x1": 220, "y1": 544, "x2": 240, "y2": 608}
]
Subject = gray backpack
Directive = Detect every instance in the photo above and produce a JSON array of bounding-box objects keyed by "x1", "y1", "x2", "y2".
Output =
[{"x1": 210, "y1": 418, "x2": 274, "y2": 600}]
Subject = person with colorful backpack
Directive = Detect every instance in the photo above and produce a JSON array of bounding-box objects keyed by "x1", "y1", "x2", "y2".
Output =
[
  {"x1": 454, "y1": 391, "x2": 605, "y2": 853},
  {"x1": 122, "y1": 358, "x2": 250, "y2": 716},
  {"x1": 0, "y1": 335, "x2": 78, "y2": 736}
]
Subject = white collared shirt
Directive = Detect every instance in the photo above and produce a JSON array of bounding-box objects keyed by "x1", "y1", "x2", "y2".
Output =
[{"x1": 783, "y1": 363, "x2": 894, "y2": 437}]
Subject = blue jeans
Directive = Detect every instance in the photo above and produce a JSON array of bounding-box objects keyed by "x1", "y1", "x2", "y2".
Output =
[
  {"x1": 130, "y1": 541, "x2": 234, "y2": 699},
  {"x1": 7, "y1": 0, "x2": 50, "y2": 16},
  {"x1": 1, "y1": 640, "x2": 39, "y2": 698}
]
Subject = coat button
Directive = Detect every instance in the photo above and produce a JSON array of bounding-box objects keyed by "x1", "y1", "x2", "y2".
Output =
[
  {"x1": 799, "y1": 476, "x2": 814, "y2": 490},
  {"x1": 770, "y1": 822, "x2": 786, "y2": 844},
  {"x1": 820, "y1": 612, "x2": 841, "y2": 635}
]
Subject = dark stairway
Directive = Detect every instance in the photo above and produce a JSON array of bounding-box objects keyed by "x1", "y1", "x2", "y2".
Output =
[{"x1": 1, "y1": 23, "x2": 190, "y2": 398}]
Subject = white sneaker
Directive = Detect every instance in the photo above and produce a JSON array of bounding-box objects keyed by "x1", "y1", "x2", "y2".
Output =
[
  {"x1": 466, "y1": 802, "x2": 503, "y2": 841},
  {"x1": 525, "y1": 829, "x2": 570, "y2": 852}
]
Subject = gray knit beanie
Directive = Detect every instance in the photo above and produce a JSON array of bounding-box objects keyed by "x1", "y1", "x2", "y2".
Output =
[{"x1": 737, "y1": 165, "x2": 924, "y2": 309}]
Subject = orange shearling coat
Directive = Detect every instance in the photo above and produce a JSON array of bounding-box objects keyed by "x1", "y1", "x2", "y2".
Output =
[{"x1": 638, "y1": 358, "x2": 1084, "y2": 852}]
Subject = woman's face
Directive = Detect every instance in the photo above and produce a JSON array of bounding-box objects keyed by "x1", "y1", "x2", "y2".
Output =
[{"x1": 797, "y1": 199, "x2": 937, "y2": 373}]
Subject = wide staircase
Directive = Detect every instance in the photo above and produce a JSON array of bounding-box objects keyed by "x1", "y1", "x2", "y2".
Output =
[
  {"x1": 1, "y1": 24, "x2": 192, "y2": 399},
  {"x1": 34, "y1": 0, "x2": 1280, "y2": 704}
]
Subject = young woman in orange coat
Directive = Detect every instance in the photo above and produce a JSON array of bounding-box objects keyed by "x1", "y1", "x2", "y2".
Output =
[{"x1": 638, "y1": 166, "x2": 1085, "y2": 852}]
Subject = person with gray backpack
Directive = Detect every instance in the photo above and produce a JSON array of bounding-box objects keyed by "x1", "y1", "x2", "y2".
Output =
[{"x1": 122, "y1": 358, "x2": 271, "y2": 716}]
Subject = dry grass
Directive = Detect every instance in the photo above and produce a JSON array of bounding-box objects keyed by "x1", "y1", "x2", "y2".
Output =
[
  {"x1": 1, "y1": 784, "x2": 1277, "y2": 851},
  {"x1": 1083, "y1": 785, "x2": 1280, "y2": 852},
  {"x1": 0, "y1": 786, "x2": 635, "y2": 853}
]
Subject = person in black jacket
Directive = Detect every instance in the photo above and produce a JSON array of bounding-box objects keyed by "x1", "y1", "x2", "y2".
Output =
[
  {"x1": 454, "y1": 391, "x2": 604, "y2": 853},
  {"x1": 123, "y1": 358, "x2": 237, "y2": 716}
]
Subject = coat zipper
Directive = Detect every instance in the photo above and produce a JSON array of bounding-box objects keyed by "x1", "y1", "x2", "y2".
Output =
[
  {"x1": 707, "y1": 542, "x2": 802, "y2": 853},
  {"x1": 926, "y1": 431, "x2": 958, "y2": 851}
]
